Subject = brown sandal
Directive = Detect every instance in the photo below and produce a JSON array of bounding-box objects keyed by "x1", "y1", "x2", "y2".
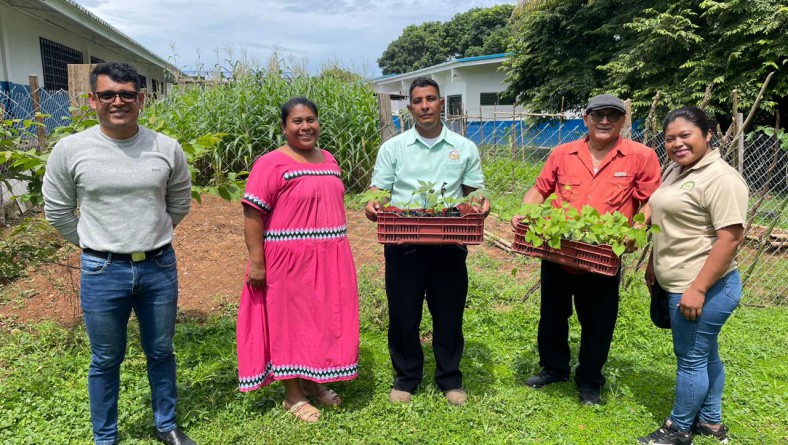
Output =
[
  {"x1": 302, "y1": 382, "x2": 342, "y2": 407},
  {"x1": 283, "y1": 400, "x2": 320, "y2": 422}
]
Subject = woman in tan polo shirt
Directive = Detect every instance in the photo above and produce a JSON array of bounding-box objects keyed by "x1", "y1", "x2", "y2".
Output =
[{"x1": 638, "y1": 107, "x2": 748, "y2": 445}]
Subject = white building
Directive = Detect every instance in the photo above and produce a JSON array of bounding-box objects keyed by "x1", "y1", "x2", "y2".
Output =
[
  {"x1": 372, "y1": 53, "x2": 525, "y2": 120},
  {"x1": 0, "y1": 0, "x2": 176, "y2": 94}
]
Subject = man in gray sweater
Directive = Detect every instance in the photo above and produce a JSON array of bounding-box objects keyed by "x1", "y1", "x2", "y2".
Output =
[{"x1": 43, "y1": 62, "x2": 195, "y2": 445}]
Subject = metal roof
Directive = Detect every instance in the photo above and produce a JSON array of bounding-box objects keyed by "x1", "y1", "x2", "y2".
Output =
[
  {"x1": 374, "y1": 53, "x2": 509, "y2": 83},
  {"x1": 1, "y1": 0, "x2": 182, "y2": 76}
]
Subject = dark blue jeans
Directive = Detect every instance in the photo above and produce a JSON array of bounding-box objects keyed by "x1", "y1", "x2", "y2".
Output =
[
  {"x1": 80, "y1": 246, "x2": 180, "y2": 445},
  {"x1": 668, "y1": 270, "x2": 741, "y2": 432}
]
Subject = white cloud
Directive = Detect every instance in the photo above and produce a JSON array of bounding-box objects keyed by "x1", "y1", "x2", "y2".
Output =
[{"x1": 72, "y1": 0, "x2": 517, "y2": 75}]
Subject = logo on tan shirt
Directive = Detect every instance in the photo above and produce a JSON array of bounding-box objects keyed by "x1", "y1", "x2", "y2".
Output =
[{"x1": 680, "y1": 181, "x2": 695, "y2": 191}]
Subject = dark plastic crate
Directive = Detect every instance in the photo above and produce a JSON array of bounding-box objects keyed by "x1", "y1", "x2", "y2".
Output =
[
  {"x1": 512, "y1": 223, "x2": 621, "y2": 276},
  {"x1": 377, "y1": 211, "x2": 485, "y2": 245}
]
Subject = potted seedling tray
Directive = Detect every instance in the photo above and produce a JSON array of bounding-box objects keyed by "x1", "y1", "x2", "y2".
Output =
[
  {"x1": 512, "y1": 222, "x2": 621, "y2": 276},
  {"x1": 377, "y1": 206, "x2": 485, "y2": 245}
]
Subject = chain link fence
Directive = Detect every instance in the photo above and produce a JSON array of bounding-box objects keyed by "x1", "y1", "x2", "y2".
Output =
[{"x1": 1, "y1": 85, "x2": 786, "y2": 316}]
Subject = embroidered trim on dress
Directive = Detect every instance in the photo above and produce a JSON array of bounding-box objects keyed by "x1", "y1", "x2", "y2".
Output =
[
  {"x1": 283, "y1": 169, "x2": 341, "y2": 181},
  {"x1": 242, "y1": 193, "x2": 272, "y2": 212},
  {"x1": 239, "y1": 362, "x2": 273, "y2": 391},
  {"x1": 238, "y1": 362, "x2": 358, "y2": 391},
  {"x1": 264, "y1": 226, "x2": 347, "y2": 242}
]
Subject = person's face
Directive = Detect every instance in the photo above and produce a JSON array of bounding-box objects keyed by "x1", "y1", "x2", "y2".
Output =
[
  {"x1": 583, "y1": 107, "x2": 624, "y2": 145},
  {"x1": 664, "y1": 117, "x2": 711, "y2": 170},
  {"x1": 282, "y1": 104, "x2": 320, "y2": 151},
  {"x1": 89, "y1": 74, "x2": 144, "y2": 139},
  {"x1": 407, "y1": 85, "x2": 444, "y2": 133}
]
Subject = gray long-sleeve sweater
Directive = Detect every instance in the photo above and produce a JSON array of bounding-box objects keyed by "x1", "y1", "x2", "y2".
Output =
[{"x1": 42, "y1": 125, "x2": 191, "y2": 252}]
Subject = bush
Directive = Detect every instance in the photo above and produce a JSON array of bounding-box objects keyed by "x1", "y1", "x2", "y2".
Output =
[{"x1": 0, "y1": 218, "x2": 67, "y2": 281}]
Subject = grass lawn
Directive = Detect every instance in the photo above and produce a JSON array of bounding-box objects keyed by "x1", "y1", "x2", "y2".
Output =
[{"x1": 1, "y1": 251, "x2": 786, "y2": 444}]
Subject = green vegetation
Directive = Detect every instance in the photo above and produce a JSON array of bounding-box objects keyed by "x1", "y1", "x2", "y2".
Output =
[
  {"x1": 378, "y1": 4, "x2": 514, "y2": 74},
  {"x1": 506, "y1": 0, "x2": 788, "y2": 119},
  {"x1": 1, "y1": 250, "x2": 786, "y2": 444},
  {"x1": 0, "y1": 218, "x2": 71, "y2": 282},
  {"x1": 145, "y1": 61, "x2": 380, "y2": 193},
  {"x1": 0, "y1": 117, "x2": 51, "y2": 206},
  {"x1": 517, "y1": 195, "x2": 660, "y2": 256}
]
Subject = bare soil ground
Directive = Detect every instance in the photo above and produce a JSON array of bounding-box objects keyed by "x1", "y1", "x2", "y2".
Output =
[{"x1": 0, "y1": 196, "x2": 526, "y2": 327}]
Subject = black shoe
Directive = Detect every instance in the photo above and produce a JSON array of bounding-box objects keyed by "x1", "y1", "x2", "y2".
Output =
[
  {"x1": 578, "y1": 385, "x2": 601, "y2": 406},
  {"x1": 154, "y1": 427, "x2": 197, "y2": 445},
  {"x1": 692, "y1": 421, "x2": 729, "y2": 443},
  {"x1": 638, "y1": 420, "x2": 693, "y2": 445},
  {"x1": 524, "y1": 370, "x2": 569, "y2": 388}
]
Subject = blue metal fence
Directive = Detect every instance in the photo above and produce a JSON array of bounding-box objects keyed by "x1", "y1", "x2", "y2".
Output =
[
  {"x1": 1, "y1": 81, "x2": 72, "y2": 133},
  {"x1": 392, "y1": 115, "x2": 643, "y2": 147}
]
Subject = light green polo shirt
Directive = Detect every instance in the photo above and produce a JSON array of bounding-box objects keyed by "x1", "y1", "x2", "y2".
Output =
[
  {"x1": 370, "y1": 124, "x2": 485, "y2": 207},
  {"x1": 649, "y1": 149, "x2": 749, "y2": 293}
]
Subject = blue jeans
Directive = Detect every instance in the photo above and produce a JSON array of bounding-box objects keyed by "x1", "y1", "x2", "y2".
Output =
[
  {"x1": 80, "y1": 246, "x2": 180, "y2": 445},
  {"x1": 668, "y1": 270, "x2": 741, "y2": 432}
]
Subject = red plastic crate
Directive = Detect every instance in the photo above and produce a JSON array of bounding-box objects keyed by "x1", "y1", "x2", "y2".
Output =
[
  {"x1": 377, "y1": 210, "x2": 485, "y2": 245},
  {"x1": 512, "y1": 223, "x2": 621, "y2": 276}
]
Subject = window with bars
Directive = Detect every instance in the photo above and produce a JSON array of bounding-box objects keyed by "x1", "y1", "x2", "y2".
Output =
[
  {"x1": 151, "y1": 79, "x2": 160, "y2": 94},
  {"x1": 138, "y1": 74, "x2": 147, "y2": 89},
  {"x1": 90, "y1": 56, "x2": 105, "y2": 64},
  {"x1": 39, "y1": 38, "x2": 83, "y2": 91},
  {"x1": 480, "y1": 92, "x2": 515, "y2": 106}
]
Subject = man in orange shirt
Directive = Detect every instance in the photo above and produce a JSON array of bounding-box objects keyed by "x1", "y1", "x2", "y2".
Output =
[{"x1": 511, "y1": 94, "x2": 661, "y2": 405}]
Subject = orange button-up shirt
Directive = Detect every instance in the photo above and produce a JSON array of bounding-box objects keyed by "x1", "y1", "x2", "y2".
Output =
[{"x1": 535, "y1": 136, "x2": 661, "y2": 220}]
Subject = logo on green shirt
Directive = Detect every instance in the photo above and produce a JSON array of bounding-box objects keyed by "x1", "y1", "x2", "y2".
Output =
[{"x1": 448, "y1": 147, "x2": 460, "y2": 162}]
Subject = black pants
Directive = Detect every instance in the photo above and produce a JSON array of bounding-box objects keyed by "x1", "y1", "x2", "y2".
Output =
[
  {"x1": 537, "y1": 260, "x2": 621, "y2": 388},
  {"x1": 384, "y1": 244, "x2": 468, "y2": 392}
]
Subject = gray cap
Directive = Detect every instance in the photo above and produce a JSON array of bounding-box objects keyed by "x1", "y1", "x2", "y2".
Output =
[{"x1": 585, "y1": 94, "x2": 626, "y2": 114}]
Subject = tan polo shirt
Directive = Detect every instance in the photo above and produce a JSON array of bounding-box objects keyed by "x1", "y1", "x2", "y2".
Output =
[{"x1": 649, "y1": 149, "x2": 749, "y2": 293}]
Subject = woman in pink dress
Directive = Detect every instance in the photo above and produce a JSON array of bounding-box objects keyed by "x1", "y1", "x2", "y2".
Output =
[{"x1": 237, "y1": 97, "x2": 359, "y2": 422}]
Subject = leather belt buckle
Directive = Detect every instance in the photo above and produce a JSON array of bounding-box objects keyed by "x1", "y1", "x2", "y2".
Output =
[{"x1": 131, "y1": 251, "x2": 146, "y2": 262}]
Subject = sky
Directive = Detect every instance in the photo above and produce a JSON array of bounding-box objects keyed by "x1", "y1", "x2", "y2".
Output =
[{"x1": 73, "y1": 0, "x2": 518, "y2": 77}]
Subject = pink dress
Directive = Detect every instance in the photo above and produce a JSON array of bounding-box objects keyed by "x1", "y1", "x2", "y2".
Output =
[{"x1": 237, "y1": 149, "x2": 359, "y2": 392}]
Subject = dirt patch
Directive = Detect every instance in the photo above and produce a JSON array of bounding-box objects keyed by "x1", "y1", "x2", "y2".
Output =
[{"x1": 0, "y1": 197, "x2": 527, "y2": 326}]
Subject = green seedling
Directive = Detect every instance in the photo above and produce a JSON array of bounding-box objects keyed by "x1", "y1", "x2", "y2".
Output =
[{"x1": 517, "y1": 194, "x2": 661, "y2": 256}]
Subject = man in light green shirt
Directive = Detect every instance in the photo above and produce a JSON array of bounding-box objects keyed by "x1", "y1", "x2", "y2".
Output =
[{"x1": 365, "y1": 77, "x2": 489, "y2": 406}]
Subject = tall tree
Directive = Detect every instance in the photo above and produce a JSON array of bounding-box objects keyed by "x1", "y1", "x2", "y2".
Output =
[
  {"x1": 504, "y1": 0, "x2": 642, "y2": 112},
  {"x1": 600, "y1": 0, "x2": 788, "y2": 117},
  {"x1": 377, "y1": 22, "x2": 448, "y2": 75},
  {"x1": 505, "y1": 0, "x2": 788, "y2": 121},
  {"x1": 377, "y1": 5, "x2": 515, "y2": 75},
  {"x1": 442, "y1": 5, "x2": 515, "y2": 58}
]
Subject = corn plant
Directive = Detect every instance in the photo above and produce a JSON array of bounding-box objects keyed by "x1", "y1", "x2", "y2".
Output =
[{"x1": 144, "y1": 59, "x2": 381, "y2": 192}]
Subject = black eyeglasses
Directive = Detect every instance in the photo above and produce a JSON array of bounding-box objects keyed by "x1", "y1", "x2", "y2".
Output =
[
  {"x1": 94, "y1": 90, "x2": 140, "y2": 104},
  {"x1": 588, "y1": 110, "x2": 623, "y2": 123}
]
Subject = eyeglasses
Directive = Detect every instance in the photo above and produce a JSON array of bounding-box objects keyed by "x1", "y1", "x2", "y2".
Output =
[
  {"x1": 588, "y1": 110, "x2": 623, "y2": 123},
  {"x1": 94, "y1": 90, "x2": 140, "y2": 104}
]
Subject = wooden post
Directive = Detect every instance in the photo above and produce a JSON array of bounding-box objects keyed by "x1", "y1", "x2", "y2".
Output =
[
  {"x1": 28, "y1": 75, "x2": 46, "y2": 151},
  {"x1": 376, "y1": 93, "x2": 396, "y2": 143},
  {"x1": 68, "y1": 64, "x2": 98, "y2": 110},
  {"x1": 510, "y1": 112, "x2": 517, "y2": 160},
  {"x1": 558, "y1": 96, "x2": 565, "y2": 146},
  {"x1": 729, "y1": 89, "x2": 740, "y2": 166},
  {"x1": 735, "y1": 112, "x2": 744, "y2": 174},
  {"x1": 479, "y1": 114, "x2": 484, "y2": 149},
  {"x1": 622, "y1": 99, "x2": 632, "y2": 140}
]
